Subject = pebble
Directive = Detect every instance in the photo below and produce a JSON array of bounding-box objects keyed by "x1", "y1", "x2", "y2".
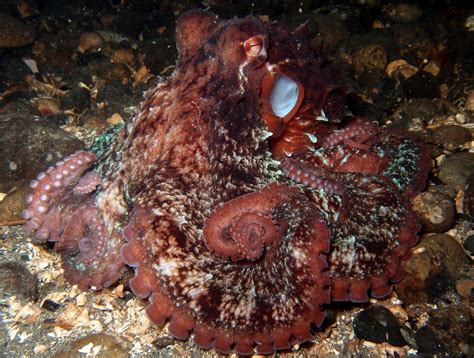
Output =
[
  {"x1": 0, "y1": 182, "x2": 31, "y2": 225},
  {"x1": 309, "y1": 13, "x2": 349, "y2": 52},
  {"x1": 403, "y1": 71, "x2": 439, "y2": 99},
  {"x1": 465, "y1": 90, "x2": 474, "y2": 111},
  {"x1": 438, "y1": 152, "x2": 474, "y2": 192},
  {"x1": 391, "y1": 98, "x2": 440, "y2": 125},
  {"x1": 0, "y1": 114, "x2": 84, "y2": 192},
  {"x1": 95, "y1": 81, "x2": 139, "y2": 117},
  {"x1": 429, "y1": 124, "x2": 472, "y2": 151},
  {"x1": 110, "y1": 48, "x2": 135, "y2": 66},
  {"x1": 0, "y1": 13, "x2": 35, "y2": 48},
  {"x1": 78, "y1": 32, "x2": 105, "y2": 53},
  {"x1": 61, "y1": 87, "x2": 91, "y2": 113},
  {"x1": 105, "y1": 63, "x2": 132, "y2": 83},
  {"x1": 53, "y1": 333, "x2": 128, "y2": 358},
  {"x1": 385, "y1": 59, "x2": 418, "y2": 79},
  {"x1": 353, "y1": 305, "x2": 409, "y2": 347},
  {"x1": 0, "y1": 261, "x2": 37, "y2": 302},
  {"x1": 41, "y1": 299, "x2": 61, "y2": 312},
  {"x1": 395, "y1": 234, "x2": 469, "y2": 305},
  {"x1": 152, "y1": 336, "x2": 177, "y2": 349},
  {"x1": 352, "y1": 44, "x2": 388, "y2": 75},
  {"x1": 455, "y1": 271, "x2": 474, "y2": 303},
  {"x1": 386, "y1": 4, "x2": 423, "y2": 23},
  {"x1": 415, "y1": 325, "x2": 446, "y2": 354},
  {"x1": 463, "y1": 235, "x2": 474, "y2": 256},
  {"x1": 141, "y1": 39, "x2": 177, "y2": 76},
  {"x1": 35, "y1": 98, "x2": 61, "y2": 116},
  {"x1": 463, "y1": 173, "x2": 474, "y2": 218},
  {"x1": 423, "y1": 60, "x2": 441, "y2": 77},
  {"x1": 418, "y1": 304, "x2": 473, "y2": 355},
  {"x1": 412, "y1": 191, "x2": 455, "y2": 233}
]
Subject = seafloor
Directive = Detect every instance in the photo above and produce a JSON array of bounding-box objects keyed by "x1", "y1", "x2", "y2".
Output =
[{"x1": 0, "y1": 0, "x2": 473, "y2": 357}]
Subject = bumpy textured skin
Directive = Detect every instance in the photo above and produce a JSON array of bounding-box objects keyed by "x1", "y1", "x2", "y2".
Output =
[{"x1": 23, "y1": 10, "x2": 430, "y2": 354}]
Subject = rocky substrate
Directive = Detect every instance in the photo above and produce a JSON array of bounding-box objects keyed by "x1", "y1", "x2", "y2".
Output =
[{"x1": 0, "y1": 0, "x2": 472, "y2": 356}]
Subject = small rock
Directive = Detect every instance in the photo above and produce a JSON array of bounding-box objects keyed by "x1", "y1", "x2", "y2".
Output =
[
  {"x1": 61, "y1": 87, "x2": 91, "y2": 113},
  {"x1": 105, "y1": 63, "x2": 132, "y2": 83},
  {"x1": 415, "y1": 325, "x2": 446, "y2": 354},
  {"x1": 386, "y1": 4, "x2": 423, "y2": 23},
  {"x1": 46, "y1": 113, "x2": 72, "y2": 126},
  {"x1": 0, "y1": 114, "x2": 84, "y2": 192},
  {"x1": 395, "y1": 234, "x2": 469, "y2": 305},
  {"x1": 309, "y1": 13, "x2": 349, "y2": 52},
  {"x1": 53, "y1": 333, "x2": 128, "y2": 358},
  {"x1": 78, "y1": 32, "x2": 104, "y2": 53},
  {"x1": 0, "y1": 13, "x2": 35, "y2": 48},
  {"x1": 465, "y1": 14, "x2": 474, "y2": 31},
  {"x1": 463, "y1": 173, "x2": 474, "y2": 218},
  {"x1": 106, "y1": 113, "x2": 124, "y2": 126},
  {"x1": 110, "y1": 48, "x2": 135, "y2": 66},
  {"x1": 0, "y1": 261, "x2": 37, "y2": 302},
  {"x1": 463, "y1": 235, "x2": 474, "y2": 256},
  {"x1": 141, "y1": 39, "x2": 177, "y2": 76},
  {"x1": 455, "y1": 271, "x2": 474, "y2": 303},
  {"x1": 35, "y1": 97, "x2": 61, "y2": 116},
  {"x1": 41, "y1": 299, "x2": 61, "y2": 312},
  {"x1": 404, "y1": 71, "x2": 439, "y2": 99},
  {"x1": 152, "y1": 336, "x2": 177, "y2": 349},
  {"x1": 134, "y1": 64, "x2": 153, "y2": 86},
  {"x1": 421, "y1": 304, "x2": 473, "y2": 355},
  {"x1": 465, "y1": 90, "x2": 474, "y2": 111},
  {"x1": 413, "y1": 191, "x2": 455, "y2": 233},
  {"x1": 353, "y1": 305, "x2": 409, "y2": 346},
  {"x1": 95, "y1": 80, "x2": 139, "y2": 117},
  {"x1": 81, "y1": 114, "x2": 110, "y2": 133},
  {"x1": 438, "y1": 152, "x2": 474, "y2": 191},
  {"x1": 423, "y1": 60, "x2": 441, "y2": 77},
  {"x1": 429, "y1": 125, "x2": 472, "y2": 151},
  {"x1": 385, "y1": 59, "x2": 418, "y2": 79},
  {"x1": 352, "y1": 44, "x2": 388, "y2": 75},
  {"x1": 0, "y1": 181, "x2": 31, "y2": 225},
  {"x1": 391, "y1": 98, "x2": 440, "y2": 125}
]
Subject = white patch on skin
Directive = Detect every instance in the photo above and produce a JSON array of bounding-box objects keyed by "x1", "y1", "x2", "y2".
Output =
[
  {"x1": 157, "y1": 258, "x2": 179, "y2": 277},
  {"x1": 292, "y1": 247, "x2": 306, "y2": 268},
  {"x1": 305, "y1": 132, "x2": 318, "y2": 143},
  {"x1": 316, "y1": 109, "x2": 328, "y2": 121}
]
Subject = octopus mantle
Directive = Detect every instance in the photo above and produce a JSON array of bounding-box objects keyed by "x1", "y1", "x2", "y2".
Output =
[{"x1": 22, "y1": 10, "x2": 429, "y2": 355}]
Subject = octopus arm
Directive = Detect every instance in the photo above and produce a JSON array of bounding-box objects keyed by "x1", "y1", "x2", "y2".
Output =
[
  {"x1": 22, "y1": 151, "x2": 125, "y2": 290},
  {"x1": 120, "y1": 184, "x2": 332, "y2": 354},
  {"x1": 281, "y1": 158, "x2": 420, "y2": 302}
]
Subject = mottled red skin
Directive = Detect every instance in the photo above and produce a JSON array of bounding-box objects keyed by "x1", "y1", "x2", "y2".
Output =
[
  {"x1": 262, "y1": 22, "x2": 348, "y2": 159},
  {"x1": 23, "y1": 10, "x2": 430, "y2": 355}
]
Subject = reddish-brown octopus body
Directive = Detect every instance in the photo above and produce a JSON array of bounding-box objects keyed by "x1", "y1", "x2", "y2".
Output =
[{"x1": 22, "y1": 10, "x2": 429, "y2": 354}]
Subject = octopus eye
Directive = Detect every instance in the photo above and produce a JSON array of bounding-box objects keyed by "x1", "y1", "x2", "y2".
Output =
[
  {"x1": 243, "y1": 35, "x2": 265, "y2": 58},
  {"x1": 268, "y1": 74, "x2": 303, "y2": 119}
]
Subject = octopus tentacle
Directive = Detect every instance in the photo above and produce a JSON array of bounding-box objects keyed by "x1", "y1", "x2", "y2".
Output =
[
  {"x1": 121, "y1": 184, "x2": 331, "y2": 354},
  {"x1": 72, "y1": 171, "x2": 101, "y2": 195},
  {"x1": 22, "y1": 151, "x2": 125, "y2": 290},
  {"x1": 22, "y1": 151, "x2": 98, "y2": 240},
  {"x1": 322, "y1": 118, "x2": 378, "y2": 149},
  {"x1": 54, "y1": 198, "x2": 126, "y2": 290},
  {"x1": 280, "y1": 157, "x2": 345, "y2": 194},
  {"x1": 203, "y1": 183, "x2": 290, "y2": 261},
  {"x1": 280, "y1": 155, "x2": 420, "y2": 302}
]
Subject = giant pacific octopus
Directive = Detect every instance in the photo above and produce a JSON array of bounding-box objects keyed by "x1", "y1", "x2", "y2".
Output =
[{"x1": 22, "y1": 10, "x2": 430, "y2": 354}]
